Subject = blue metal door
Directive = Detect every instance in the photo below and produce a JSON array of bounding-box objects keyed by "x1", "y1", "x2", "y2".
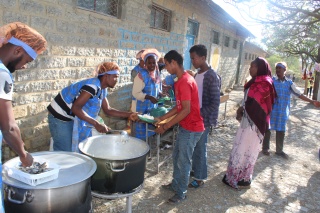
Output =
[{"x1": 183, "y1": 34, "x2": 195, "y2": 70}]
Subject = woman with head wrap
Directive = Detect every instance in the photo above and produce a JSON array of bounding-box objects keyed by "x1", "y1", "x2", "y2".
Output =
[
  {"x1": 47, "y1": 62, "x2": 137, "y2": 152},
  {"x1": 0, "y1": 22, "x2": 47, "y2": 212},
  {"x1": 222, "y1": 57, "x2": 277, "y2": 190},
  {"x1": 131, "y1": 48, "x2": 162, "y2": 140}
]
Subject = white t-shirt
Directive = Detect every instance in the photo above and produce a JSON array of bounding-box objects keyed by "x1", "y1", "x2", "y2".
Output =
[
  {"x1": 195, "y1": 71, "x2": 207, "y2": 108},
  {"x1": 0, "y1": 62, "x2": 13, "y2": 101}
]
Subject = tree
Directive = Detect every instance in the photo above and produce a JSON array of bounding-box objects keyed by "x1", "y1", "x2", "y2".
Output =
[{"x1": 226, "y1": 0, "x2": 320, "y2": 99}]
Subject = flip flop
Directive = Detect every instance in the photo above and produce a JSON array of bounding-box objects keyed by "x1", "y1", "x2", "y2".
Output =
[{"x1": 188, "y1": 180, "x2": 204, "y2": 188}]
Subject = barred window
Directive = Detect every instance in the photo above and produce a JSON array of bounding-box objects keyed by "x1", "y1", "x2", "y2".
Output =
[
  {"x1": 233, "y1": 40, "x2": 238, "y2": 49},
  {"x1": 212, "y1": 30, "x2": 220, "y2": 45},
  {"x1": 150, "y1": 4, "x2": 171, "y2": 31},
  {"x1": 77, "y1": 0, "x2": 120, "y2": 18},
  {"x1": 245, "y1": 53, "x2": 248, "y2": 60},
  {"x1": 249, "y1": 53, "x2": 251, "y2": 60},
  {"x1": 187, "y1": 19, "x2": 199, "y2": 37},
  {"x1": 224, "y1": 36, "x2": 230, "y2": 47}
]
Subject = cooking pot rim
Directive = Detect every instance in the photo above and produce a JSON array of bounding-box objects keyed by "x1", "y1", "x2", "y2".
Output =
[{"x1": 78, "y1": 135, "x2": 150, "y2": 161}]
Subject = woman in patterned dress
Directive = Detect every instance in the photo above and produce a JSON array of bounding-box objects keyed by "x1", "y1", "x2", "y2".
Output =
[{"x1": 222, "y1": 57, "x2": 276, "y2": 189}]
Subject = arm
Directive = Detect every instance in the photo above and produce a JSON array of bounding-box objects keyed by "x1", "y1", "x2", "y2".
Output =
[
  {"x1": 101, "y1": 98, "x2": 137, "y2": 121},
  {"x1": 71, "y1": 91, "x2": 110, "y2": 133},
  {"x1": 155, "y1": 100, "x2": 190, "y2": 134},
  {"x1": 132, "y1": 75, "x2": 158, "y2": 104},
  {"x1": 0, "y1": 99, "x2": 33, "y2": 167},
  {"x1": 291, "y1": 83, "x2": 318, "y2": 106},
  {"x1": 132, "y1": 75, "x2": 147, "y2": 101}
]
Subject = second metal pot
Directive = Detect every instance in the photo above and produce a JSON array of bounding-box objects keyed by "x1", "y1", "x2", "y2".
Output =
[{"x1": 79, "y1": 135, "x2": 149, "y2": 194}]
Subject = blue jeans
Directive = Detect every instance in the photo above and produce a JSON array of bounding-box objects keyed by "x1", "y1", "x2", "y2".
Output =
[
  {"x1": 48, "y1": 113, "x2": 74, "y2": 151},
  {"x1": 192, "y1": 127, "x2": 209, "y2": 180},
  {"x1": 171, "y1": 127, "x2": 203, "y2": 198}
]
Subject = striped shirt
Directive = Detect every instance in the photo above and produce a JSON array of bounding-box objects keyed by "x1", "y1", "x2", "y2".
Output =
[{"x1": 47, "y1": 78, "x2": 106, "y2": 121}]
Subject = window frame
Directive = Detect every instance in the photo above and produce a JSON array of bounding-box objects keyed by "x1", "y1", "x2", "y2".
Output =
[
  {"x1": 77, "y1": 0, "x2": 121, "y2": 18},
  {"x1": 212, "y1": 30, "x2": 220, "y2": 45},
  {"x1": 233, "y1": 39, "x2": 238, "y2": 49},
  {"x1": 150, "y1": 3, "x2": 171, "y2": 32},
  {"x1": 224, "y1": 35, "x2": 230, "y2": 47}
]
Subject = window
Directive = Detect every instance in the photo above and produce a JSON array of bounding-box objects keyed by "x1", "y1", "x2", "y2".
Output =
[
  {"x1": 249, "y1": 53, "x2": 251, "y2": 60},
  {"x1": 187, "y1": 19, "x2": 199, "y2": 37},
  {"x1": 150, "y1": 4, "x2": 171, "y2": 31},
  {"x1": 77, "y1": 0, "x2": 120, "y2": 17},
  {"x1": 224, "y1": 36, "x2": 230, "y2": 47},
  {"x1": 212, "y1": 30, "x2": 220, "y2": 45},
  {"x1": 233, "y1": 40, "x2": 238, "y2": 49},
  {"x1": 245, "y1": 53, "x2": 248, "y2": 60}
]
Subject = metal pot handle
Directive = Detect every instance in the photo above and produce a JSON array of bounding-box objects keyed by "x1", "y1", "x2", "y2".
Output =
[
  {"x1": 7, "y1": 188, "x2": 26, "y2": 204},
  {"x1": 107, "y1": 162, "x2": 129, "y2": 172}
]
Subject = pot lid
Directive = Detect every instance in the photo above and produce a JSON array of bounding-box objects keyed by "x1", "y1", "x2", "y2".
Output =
[{"x1": 2, "y1": 151, "x2": 97, "y2": 189}]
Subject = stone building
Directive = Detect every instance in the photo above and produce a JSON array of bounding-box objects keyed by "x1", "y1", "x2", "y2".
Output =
[{"x1": 0, "y1": 0, "x2": 265, "y2": 160}]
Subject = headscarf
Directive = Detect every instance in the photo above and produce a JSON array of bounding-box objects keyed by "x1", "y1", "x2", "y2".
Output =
[
  {"x1": 244, "y1": 57, "x2": 277, "y2": 137},
  {"x1": 139, "y1": 48, "x2": 161, "y2": 84},
  {"x1": 136, "y1": 49, "x2": 145, "y2": 60},
  {"x1": 94, "y1": 61, "x2": 120, "y2": 77},
  {"x1": 0, "y1": 22, "x2": 47, "y2": 58}
]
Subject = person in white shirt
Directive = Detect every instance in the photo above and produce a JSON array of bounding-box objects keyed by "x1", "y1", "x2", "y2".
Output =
[{"x1": 0, "y1": 22, "x2": 47, "y2": 212}]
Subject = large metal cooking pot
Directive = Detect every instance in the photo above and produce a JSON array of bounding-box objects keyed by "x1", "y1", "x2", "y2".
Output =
[
  {"x1": 79, "y1": 135, "x2": 149, "y2": 194},
  {"x1": 2, "y1": 151, "x2": 96, "y2": 213}
]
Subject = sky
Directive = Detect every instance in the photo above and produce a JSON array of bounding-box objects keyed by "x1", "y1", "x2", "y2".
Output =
[{"x1": 211, "y1": 0, "x2": 264, "y2": 40}]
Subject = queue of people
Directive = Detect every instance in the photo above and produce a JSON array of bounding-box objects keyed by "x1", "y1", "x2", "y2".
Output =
[{"x1": 2, "y1": 21, "x2": 320, "y2": 211}]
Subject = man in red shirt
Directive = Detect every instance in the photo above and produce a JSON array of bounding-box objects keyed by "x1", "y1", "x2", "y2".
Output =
[{"x1": 155, "y1": 50, "x2": 204, "y2": 204}]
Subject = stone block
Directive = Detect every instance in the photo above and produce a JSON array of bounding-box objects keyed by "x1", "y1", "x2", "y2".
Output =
[
  {"x1": 3, "y1": 11, "x2": 28, "y2": 23},
  {"x1": 20, "y1": 0, "x2": 45, "y2": 15},
  {"x1": 30, "y1": 16, "x2": 55, "y2": 30},
  {"x1": 113, "y1": 49, "x2": 127, "y2": 58},
  {"x1": 39, "y1": 57, "x2": 66, "y2": 69},
  {"x1": 120, "y1": 41, "x2": 135, "y2": 49},
  {"x1": 15, "y1": 93, "x2": 45, "y2": 105},
  {"x1": 45, "y1": 33, "x2": 66, "y2": 44},
  {"x1": 60, "y1": 68, "x2": 80, "y2": 79},
  {"x1": 127, "y1": 50, "x2": 137, "y2": 58},
  {"x1": 51, "y1": 46, "x2": 77, "y2": 56},
  {"x1": 109, "y1": 40, "x2": 120, "y2": 48},
  {"x1": 52, "y1": 80, "x2": 69, "y2": 90},
  {"x1": 57, "y1": 20, "x2": 78, "y2": 34},
  {"x1": 0, "y1": 0, "x2": 17, "y2": 8},
  {"x1": 65, "y1": 8, "x2": 89, "y2": 22},
  {"x1": 118, "y1": 58, "x2": 132, "y2": 66},
  {"x1": 86, "y1": 36, "x2": 108, "y2": 46},
  {"x1": 76, "y1": 48, "x2": 96, "y2": 56},
  {"x1": 86, "y1": 57, "x2": 109, "y2": 67},
  {"x1": 67, "y1": 58, "x2": 86, "y2": 67},
  {"x1": 28, "y1": 103, "x2": 49, "y2": 116},
  {"x1": 46, "y1": 5, "x2": 63, "y2": 17},
  {"x1": 67, "y1": 36, "x2": 87, "y2": 46},
  {"x1": 77, "y1": 67, "x2": 95, "y2": 79},
  {"x1": 13, "y1": 105, "x2": 28, "y2": 118},
  {"x1": 96, "y1": 48, "x2": 113, "y2": 57}
]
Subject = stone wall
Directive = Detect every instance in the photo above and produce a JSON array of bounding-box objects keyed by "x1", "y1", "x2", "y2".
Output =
[{"x1": 0, "y1": 0, "x2": 264, "y2": 161}]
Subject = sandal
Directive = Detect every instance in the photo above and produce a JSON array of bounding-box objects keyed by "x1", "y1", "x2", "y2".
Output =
[
  {"x1": 167, "y1": 194, "x2": 187, "y2": 204},
  {"x1": 188, "y1": 180, "x2": 204, "y2": 188}
]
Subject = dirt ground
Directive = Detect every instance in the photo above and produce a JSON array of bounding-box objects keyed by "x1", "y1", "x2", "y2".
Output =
[{"x1": 92, "y1": 87, "x2": 320, "y2": 213}]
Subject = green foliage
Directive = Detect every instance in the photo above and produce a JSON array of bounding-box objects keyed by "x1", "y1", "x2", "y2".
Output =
[{"x1": 266, "y1": 55, "x2": 300, "y2": 74}]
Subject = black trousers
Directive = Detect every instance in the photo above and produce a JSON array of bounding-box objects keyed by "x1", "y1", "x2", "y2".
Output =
[{"x1": 262, "y1": 129, "x2": 285, "y2": 153}]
